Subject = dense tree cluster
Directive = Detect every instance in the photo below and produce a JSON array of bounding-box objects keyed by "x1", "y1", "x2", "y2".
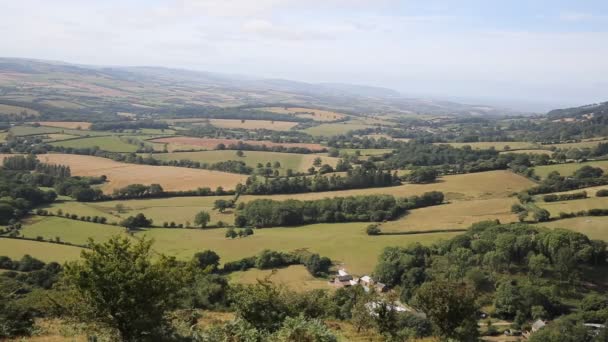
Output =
[
  {"x1": 89, "y1": 120, "x2": 169, "y2": 131},
  {"x1": 235, "y1": 192, "x2": 443, "y2": 227},
  {"x1": 543, "y1": 191, "x2": 587, "y2": 202},
  {"x1": 528, "y1": 166, "x2": 608, "y2": 195},
  {"x1": 0, "y1": 170, "x2": 57, "y2": 224}
]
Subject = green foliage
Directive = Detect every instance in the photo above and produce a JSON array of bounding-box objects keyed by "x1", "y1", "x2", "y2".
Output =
[
  {"x1": 120, "y1": 213, "x2": 153, "y2": 228},
  {"x1": 366, "y1": 224, "x2": 381, "y2": 235},
  {"x1": 194, "y1": 210, "x2": 211, "y2": 228},
  {"x1": 407, "y1": 167, "x2": 438, "y2": 184},
  {"x1": 63, "y1": 236, "x2": 191, "y2": 341}
]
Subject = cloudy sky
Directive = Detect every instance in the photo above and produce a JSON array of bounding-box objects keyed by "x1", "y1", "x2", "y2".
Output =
[{"x1": 1, "y1": 0, "x2": 607, "y2": 110}]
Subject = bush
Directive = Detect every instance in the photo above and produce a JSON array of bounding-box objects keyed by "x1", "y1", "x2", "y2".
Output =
[
  {"x1": 366, "y1": 224, "x2": 381, "y2": 236},
  {"x1": 597, "y1": 189, "x2": 608, "y2": 197}
]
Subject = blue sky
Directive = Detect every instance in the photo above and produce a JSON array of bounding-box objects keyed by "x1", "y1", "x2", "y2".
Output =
[{"x1": 1, "y1": 0, "x2": 607, "y2": 111}]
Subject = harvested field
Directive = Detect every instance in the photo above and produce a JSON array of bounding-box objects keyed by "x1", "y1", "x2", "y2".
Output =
[
  {"x1": 35, "y1": 121, "x2": 92, "y2": 129},
  {"x1": 0, "y1": 154, "x2": 247, "y2": 193},
  {"x1": 150, "y1": 136, "x2": 326, "y2": 152},
  {"x1": 539, "y1": 217, "x2": 608, "y2": 242},
  {"x1": 537, "y1": 197, "x2": 608, "y2": 218},
  {"x1": 0, "y1": 238, "x2": 83, "y2": 263},
  {"x1": 258, "y1": 107, "x2": 347, "y2": 121},
  {"x1": 206, "y1": 119, "x2": 298, "y2": 131}
]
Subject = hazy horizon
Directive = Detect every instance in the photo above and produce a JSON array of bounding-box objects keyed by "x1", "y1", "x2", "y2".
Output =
[{"x1": 2, "y1": 0, "x2": 607, "y2": 111}]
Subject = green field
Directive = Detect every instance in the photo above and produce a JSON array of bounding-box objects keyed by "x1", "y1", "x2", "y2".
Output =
[
  {"x1": 499, "y1": 149, "x2": 553, "y2": 155},
  {"x1": 436, "y1": 141, "x2": 540, "y2": 150},
  {"x1": 51, "y1": 136, "x2": 139, "y2": 152},
  {"x1": 21, "y1": 216, "x2": 125, "y2": 245},
  {"x1": 538, "y1": 217, "x2": 608, "y2": 242},
  {"x1": 134, "y1": 223, "x2": 459, "y2": 275},
  {"x1": 9, "y1": 125, "x2": 112, "y2": 137},
  {"x1": 148, "y1": 150, "x2": 339, "y2": 174},
  {"x1": 303, "y1": 122, "x2": 374, "y2": 137},
  {"x1": 42, "y1": 196, "x2": 235, "y2": 227},
  {"x1": 338, "y1": 148, "x2": 394, "y2": 156},
  {"x1": 533, "y1": 160, "x2": 608, "y2": 179},
  {"x1": 0, "y1": 238, "x2": 83, "y2": 262}
]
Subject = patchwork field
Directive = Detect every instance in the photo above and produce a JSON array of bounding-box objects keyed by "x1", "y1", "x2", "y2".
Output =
[
  {"x1": 205, "y1": 119, "x2": 298, "y2": 131},
  {"x1": 436, "y1": 141, "x2": 540, "y2": 150},
  {"x1": 0, "y1": 238, "x2": 83, "y2": 262},
  {"x1": 50, "y1": 136, "x2": 138, "y2": 152},
  {"x1": 303, "y1": 122, "x2": 374, "y2": 137},
  {"x1": 229, "y1": 265, "x2": 330, "y2": 292},
  {"x1": 0, "y1": 154, "x2": 247, "y2": 193},
  {"x1": 380, "y1": 197, "x2": 520, "y2": 233},
  {"x1": 258, "y1": 107, "x2": 347, "y2": 121},
  {"x1": 35, "y1": 121, "x2": 92, "y2": 130},
  {"x1": 150, "y1": 136, "x2": 326, "y2": 152},
  {"x1": 148, "y1": 150, "x2": 339, "y2": 174},
  {"x1": 539, "y1": 217, "x2": 608, "y2": 242},
  {"x1": 533, "y1": 160, "x2": 608, "y2": 178}
]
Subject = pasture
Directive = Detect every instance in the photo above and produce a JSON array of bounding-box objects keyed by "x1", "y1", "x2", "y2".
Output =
[
  {"x1": 50, "y1": 136, "x2": 139, "y2": 152},
  {"x1": 0, "y1": 103, "x2": 39, "y2": 117},
  {"x1": 20, "y1": 216, "x2": 125, "y2": 245},
  {"x1": 229, "y1": 265, "x2": 330, "y2": 292},
  {"x1": 499, "y1": 149, "x2": 553, "y2": 155},
  {"x1": 258, "y1": 107, "x2": 347, "y2": 121},
  {"x1": 135, "y1": 223, "x2": 459, "y2": 275},
  {"x1": 150, "y1": 136, "x2": 326, "y2": 152},
  {"x1": 9, "y1": 125, "x2": 110, "y2": 137},
  {"x1": 206, "y1": 119, "x2": 298, "y2": 131},
  {"x1": 435, "y1": 141, "x2": 540, "y2": 150},
  {"x1": 533, "y1": 160, "x2": 608, "y2": 178},
  {"x1": 41, "y1": 133, "x2": 81, "y2": 142},
  {"x1": 18, "y1": 154, "x2": 247, "y2": 193},
  {"x1": 148, "y1": 150, "x2": 339, "y2": 174},
  {"x1": 0, "y1": 238, "x2": 83, "y2": 262},
  {"x1": 537, "y1": 197, "x2": 608, "y2": 218},
  {"x1": 303, "y1": 122, "x2": 374, "y2": 137},
  {"x1": 35, "y1": 121, "x2": 92, "y2": 130},
  {"x1": 539, "y1": 217, "x2": 608, "y2": 242},
  {"x1": 380, "y1": 197, "x2": 520, "y2": 233}
]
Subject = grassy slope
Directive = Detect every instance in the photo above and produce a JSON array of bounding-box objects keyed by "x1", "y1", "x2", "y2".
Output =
[
  {"x1": 538, "y1": 217, "x2": 608, "y2": 242},
  {"x1": 534, "y1": 160, "x2": 608, "y2": 179},
  {"x1": 229, "y1": 265, "x2": 330, "y2": 292},
  {"x1": 537, "y1": 197, "x2": 608, "y2": 217},
  {"x1": 0, "y1": 238, "x2": 83, "y2": 262},
  {"x1": 20, "y1": 216, "x2": 125, "y2": 245}
]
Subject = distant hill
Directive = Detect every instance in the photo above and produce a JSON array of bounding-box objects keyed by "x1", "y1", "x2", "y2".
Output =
[
  {"x1": 547, "y1": 101, "x2": 608, "y2": 120},
  {"x1": 0, "y1": 57, "x2": 514, "y2": 117}
]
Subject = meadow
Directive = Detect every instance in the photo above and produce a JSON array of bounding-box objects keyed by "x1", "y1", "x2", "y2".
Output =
[
  {"x1": 537, "y1": 197, "x2": 608, "y2": 218},
  {"x1": 15, "y1": 154, "x2": 247, "y2": 193},
  {"x1": 258, "y1": 106, "x2": 347, "y2": 121},
  {"x1": 0, "y1": 238, "x2": 83, "y2": 262},
  {"x1": 435, "y1": 141, "x2": 540, "y2": 150},
  {"x1": 50, "y1": 136, "x2": 139, "y2": 152},
  {"x1": 303, "y1": 122, "x2": 374, "y2": 137},
  {"x1": 35, "y1": 121, "x2": 92, "y2": 130},
  {"x1": 499, "y1": 149, "x2": 553, "y2": 155},
  {"x1": 0, "y1": 103, "x2": 40, "y2": 117},
  {"x1": 150, "y1": 136, "x2": 326, "y2": 152},
  {"x1": 9, "y1": 125, "x2": 111, "y2": 137},
  {"x1": 538, "y1": 217, "x2": 608, "y2": 242},
  {"x1": 20, "y1": 216, "x2": 125, "y2": 245},
  {"x1": 148, "y1": 150, "x2": 339, "y2": 174},
  {"x1": 205, "y1": 119, "x2": 299, "y2": 131},
  {"x1": 229, "y1": 265, "x2": 331, "y2": 292},
  {"x1": 533, "y1": 160, "x2": 608, "y2": 178}
]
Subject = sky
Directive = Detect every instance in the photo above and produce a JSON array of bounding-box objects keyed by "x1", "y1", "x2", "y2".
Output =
[{"x1": 1, "y1": 0, "x2": 607, "y2": 111}]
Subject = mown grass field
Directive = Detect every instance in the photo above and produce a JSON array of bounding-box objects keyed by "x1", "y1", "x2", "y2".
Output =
[
  {"x1": 20, "y1": 216, "x2": 125, "y2": 245},
  {"x1": 533, "y1": 160, "x2": 608, "y2": 178},
  {"x1": 27, "y1": 154, "x2": 247, "y2": 193},
  {"x1": 148, "y1": 150, "x2": 339, "y2": 174},
  {"x1": 538, "y1": 217, "x2": 608, "y2": 242},
  {"x1": 435, "y1": 141, "x2": 540, "y2": 150},
  {"x1": 303, "y1": 122, "x2": 374, "y2": 137},
  {"x1": 50, "y1": 136, "x2": 139, "y2": 152},
  {"x1": 0, "y1": 238, "x2": 83, "y2": 262},
  {"x1": 229, "y1": 265, "x2": 330, "y2": 292},
  {"x1": 537, "y1": 197, "x2": 608, "y2": 218},
  {"x1": 206, "y1": 119, "x2": 298, "y2": 131}
]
